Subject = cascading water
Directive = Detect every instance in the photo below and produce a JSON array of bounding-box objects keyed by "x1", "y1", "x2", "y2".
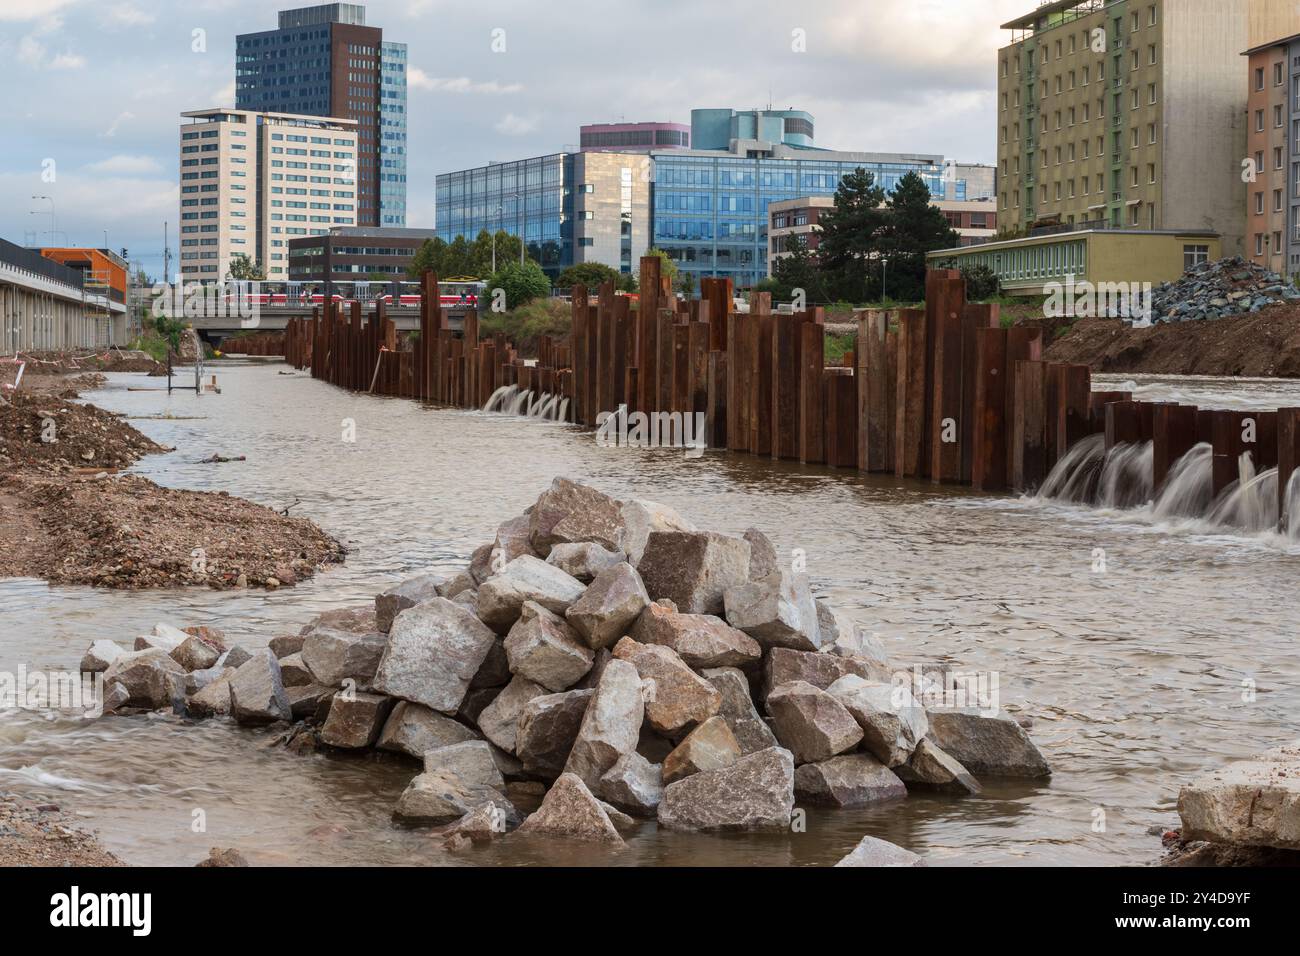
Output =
[
  {"x1": 482, "y1": 385, "x2": 515, "y2": 413},
  {"x1": 1208, "y1": 454, "x2": 1279, "y2": 533},
  {"x1": 1151, "y1": 443, "x2": 1213, "y2": 519},
  {"x1": 480, "y1": 386, "x2": 569, "y2": 422},
  {"x1": 1097, "y1": 441, "x2": 1154, "y2": 510},
  {"x1": 1037, "y1": 434, "x2": 1105, "y2": 503},
  {"x1": 1040, "y1": 435, "x2": 1300, "y2": 543}
]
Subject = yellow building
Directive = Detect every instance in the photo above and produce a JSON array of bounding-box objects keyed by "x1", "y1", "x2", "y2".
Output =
[
  {"x1": 926, "y1": 228, "x2": 1220, "y2": 294},
  {"x1": 996, "y1": 0, "x2": 1246, "y2": 254}
]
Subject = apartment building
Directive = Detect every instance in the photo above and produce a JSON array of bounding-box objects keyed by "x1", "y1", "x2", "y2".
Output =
[
  {"x1": 236, "y1": 4, "x2": 407, "y2": 227},
  {"x1": 996, "y1": 0, "x2": 1247, "y2": 254},
  {"x1": 178, "y1": 108, "x2": 359, "y2": 283}
]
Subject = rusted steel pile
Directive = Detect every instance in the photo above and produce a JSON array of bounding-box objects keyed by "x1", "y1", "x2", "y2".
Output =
[
  {"x1": 223, "y1": 332, "x2": 286, "y2": 356},
  {"x1": 278, "y1": 259, "x2": 1300, "y2": 526}
]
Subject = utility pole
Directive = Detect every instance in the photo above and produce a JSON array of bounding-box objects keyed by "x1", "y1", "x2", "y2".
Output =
[{"x1": 163, "y1": 221, "x2": 171, "y2": 284}]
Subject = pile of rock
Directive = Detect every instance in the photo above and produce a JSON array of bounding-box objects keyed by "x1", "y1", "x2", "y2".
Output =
[
  {"x1": 82, "y1": 477, "x2": 1052, "y2": 863},
  {"x1": 1152, "y1": 256, "x2": 1300, "y2": 323}
]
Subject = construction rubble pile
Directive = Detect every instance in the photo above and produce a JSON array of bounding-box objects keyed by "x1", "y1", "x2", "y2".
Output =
[
  {"x1": 1152, "y1": 256, "x2": 1300, "y2": 323},
  {"x1": 81, "y1": 477, "x2": 1052, "y2": 865}
]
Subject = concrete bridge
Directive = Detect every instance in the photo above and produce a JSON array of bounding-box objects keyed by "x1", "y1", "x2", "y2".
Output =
[{"x1": 187, "y1": 303, "x2": 469, "y2": 349}]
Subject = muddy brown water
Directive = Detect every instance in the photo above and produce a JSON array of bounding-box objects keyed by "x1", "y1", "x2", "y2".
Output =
[{"x1": 2, "y1": 364, "x2": 1298, "y2": 866}]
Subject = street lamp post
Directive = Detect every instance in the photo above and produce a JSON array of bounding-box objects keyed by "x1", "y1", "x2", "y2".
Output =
[{"x1": 31, "y1": 196, "x2": 56, "y2": 245}]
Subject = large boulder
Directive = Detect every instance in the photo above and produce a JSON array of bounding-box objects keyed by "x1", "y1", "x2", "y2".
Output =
[
  {"x1": 371, "y1": 598, "x2": 497, "y2": 714},
  {"x1": 103, "y1": 648, "x2": 185, "y2": 710},
  {"x1": 545, "y1": 542, "x2": 627, "y2": 583},
  {"x1": 227, "y1": 650, "x2": 292, "y2": 725},
  {"x1": 286, "y1": 683, "x2": 334, "y2": 720},
  {"x1": 702, "y1": 667, "x2": 779, "y2": 755},
  {"x1": 504, "y1": 601, "x2": 594, "y2": 691},
  {"x1": 1177, "y1": 744, "x2": 1300, "y2": 850},
  {"x1": 393, "y1": 770, "x2": 517, "y2": 826},
  {"x1": 657, "y1": 747, "x2": 795, "y2": 831},
  {"x1": 476, "y1": 675, "x2": 549, "y2": 753},
  {"x1": 301, "y1": 620, "x2": 387, "y2": 689},
  {"x1": 529, "y1": 478, "x2": 626, "y2": 557},
  {"x1": 762, "y1": 647, "x2": 878, "y2": 699},
  {"x1": 515, "y1": 689, "x2": 593, "y2": 779},
  {"x1": 469, "y1": 638, "x2": 511, "y2": 691},
  {"x1": 565, "y1": 563, "x2": 650, "y2": 650},
  {"x1": 823, "y1": 619, "x2": 892, "y2": 676},
  {"x1": 319, "y1": 691, "x2": 392, "y2": 748},
  {"x1": 563, "y1": 659, "x2": 644, "y2": 789},
  {"x1": 598, "y1": 752, "x2": 664, "y2": 816},
  {"x1": 893, "y1": 739, "x2": 982, "y2": 795},
  {"x1": 630, "y1": 603, "x2": 761, "y2": 669},
  {"x1": 475, "y1": 556, "x2": 586, "y2": 633},
  {"x1": 376, "y1": 701, "x2": 478, "y2": 757},
  {"x1": 80, "y1": 640, "x2": 125, "y2": 674},
  {"x1": 825, "y1": 675, "x2": 928, "y2": 767},
  {"x1": 268, "y1": 634, "x2": 305, "y2": 659},
  {"x1": 494, "y1": 514, "x2": 536, "y2": 567},
  {"x1": 374, "y1": 573, "x2": 445, "y2": 634},
  {"x1": 835, "y1": 835, "x2": 925, "y2": 867},
  {"x1": 517, "y1": 772, "x2": 624, "y2": 843},
  {"x1": 743, "y1": 528, "x2": 780, "y2": 580},
  {"x1": 636, "y1": 530, "x2": 750, "y2": 615},
  {"x1": 170, "y1": 635, "x2": 222, "y2": 673},
  {"x1": 134, "y1": 623, "x2": 189, "y2": 653},
  {"x1": 794, "y1": 753, "x2": 907, "y2": 808},
  {"x1": 611, "y1": 637, "x2": 720, "y2": 737},
  {"x1": 620, "y1": 499, "x2": 696, "y2": 566},
  {"x1": 663, "y1": 715, "x2": 741, "y2": 784},
  {"x1": 423, "y1": 740, "x2": 506, "y2": 791},
  {"x1": 276, "y1": 653, "x2": 313, "y2": 688},
  {"x1": 723, "y1": 572, "x2": 821, "y2": 651},
  {"x1": 186, "y1": 668, "x2": 236, "y2": 718},
  {"x1": 765, "y1": 681, "x2": 863, "y2": 764},
  {"x1": 926, "y1": 708, "x2": 1052, "y2": 778}
]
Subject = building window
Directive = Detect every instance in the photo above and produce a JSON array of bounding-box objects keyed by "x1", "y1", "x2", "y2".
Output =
[{"x1": 1256, "y1": 67, "x2": 1266, "y2": 92}]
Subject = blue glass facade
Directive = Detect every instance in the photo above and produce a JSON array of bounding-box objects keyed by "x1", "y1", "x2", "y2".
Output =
[
  {"x1": 652, "y1": 153, "x2": 955, "y2": 290},
  {"x1": 379, "y1": 41, "x2": 407, "y2": 227},
  {"x1": 435, "y1": 154, "x2": 573, "y2": 276}
]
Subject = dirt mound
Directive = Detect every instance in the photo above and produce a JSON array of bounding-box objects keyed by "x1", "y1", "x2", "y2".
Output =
[
  {"x1": 0, "y1": 471, "x2": 345, "y2": 590},
  {"x1": 1043, "y1": 304, "x2": 1300, "y2": 377},
  {"x1": 12, "y1": 349, "x2": 166, "y2": 376},
  {"x1": 0, "y1": 392, "x2": 167, "y2": 474}
]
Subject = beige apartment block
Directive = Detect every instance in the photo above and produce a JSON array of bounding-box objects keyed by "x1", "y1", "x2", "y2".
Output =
[
  {"x1": 996, "y1": 0, "x2": 1247, "y2": 255},
  {"x1": 179, "y1": 109, "x2": 359, "y2": 284}
]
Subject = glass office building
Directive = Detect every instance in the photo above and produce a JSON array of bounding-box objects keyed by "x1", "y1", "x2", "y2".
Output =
[
  {"x1": 652, "y1": 151, "x2": 962, "y2": 290},
  {"x1": 379, "y1": 41, "x2": 408, "y2": 227},
  {"x1": 435, "y1": 154, "x2": 574, "y2": 276}
]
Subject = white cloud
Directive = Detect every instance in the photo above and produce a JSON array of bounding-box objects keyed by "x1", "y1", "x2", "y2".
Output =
[
  {"x1": 209, "y1": 80, "x2": 237, "y2": 108},
  {"x1": 15, "y1": 31, "x2": 84, "y2": 69},
  {"x1": 0, "y1": 0, "x2": 79, "y2": 23},
  {"x1": 410, "y1": 70, "x2": 523, "y2": 95},
  {"x1": 85, "y1": 154, "x2": 161, "y2": 175},
  {"x1": 103, "y1": 111, "x2": 135, "y2": 137},
  {"x1": 102, "y1": 3, "x2": 154, "y2": 28},
  {"x1": 494, "y1": 113, "x2": 540, "y2": 136}
]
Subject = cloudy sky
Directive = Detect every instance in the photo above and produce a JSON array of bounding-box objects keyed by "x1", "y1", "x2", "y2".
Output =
[{"x1": 0, "y1": 0, "x2": 1031, "y2": 276}]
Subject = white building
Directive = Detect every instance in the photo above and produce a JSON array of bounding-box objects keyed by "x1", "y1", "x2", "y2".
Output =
[{"x1": 179, "y1": 109, "x2": 359, "y2": 283}]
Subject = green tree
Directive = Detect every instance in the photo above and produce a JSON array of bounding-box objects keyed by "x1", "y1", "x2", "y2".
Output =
[
  {"x1": 816, "y1": 167, "x2": 887, "y2": 302},
  {"x1": 877, "y1": 172, "x2": 960, "y2": 302},
  {"x1": 227, "y1": 254, "x2": 266, "y2": 281},
  {"x1": 677, "y1": 269, "x2": 697, "y2": 297},
  {"x1": 958, "y1": 263, "x2": 1001, "y2": 301},
  {"x1": 769, "y1": 234, "x2": 831, "y2": 304},
  {"x1": 407, "y1": 238, "x2": 443, "y2": 279},
  {"x1": 485, "y1": 259, "x2": 552, "y2": 310},
  {"x1": 557, "y1": 262, "x2": 622, "y2": 290}
]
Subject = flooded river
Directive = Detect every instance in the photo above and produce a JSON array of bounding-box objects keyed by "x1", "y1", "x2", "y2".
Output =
[{"x1": 2, "y1": 364, "x2": 1298, "y2": 866}]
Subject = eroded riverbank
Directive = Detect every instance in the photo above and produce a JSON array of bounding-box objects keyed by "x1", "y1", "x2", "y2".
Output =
[{"x1": 2, "y1": 362, "x2": 1299, "y2": 866}]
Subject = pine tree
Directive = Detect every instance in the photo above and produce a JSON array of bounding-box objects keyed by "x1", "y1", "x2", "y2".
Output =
[
  {"x1": 816, "y1": 167, "x2": 887, "y2": 302},
  {"x1": 878, "y1": 172, "x2": 959, "y2": 303}
]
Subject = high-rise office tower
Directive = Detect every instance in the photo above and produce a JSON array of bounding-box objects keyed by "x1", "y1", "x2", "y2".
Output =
[{"x1": 235, "y1": 3, "x2": 407, "y2": 229}]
